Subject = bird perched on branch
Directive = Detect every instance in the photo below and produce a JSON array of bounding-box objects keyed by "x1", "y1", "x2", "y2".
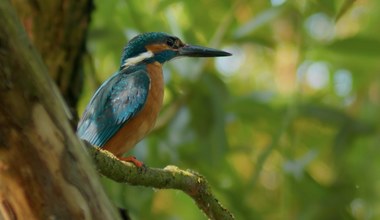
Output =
[{"x1": 77, "y1": 32, "x2": 231, "y2": 167}]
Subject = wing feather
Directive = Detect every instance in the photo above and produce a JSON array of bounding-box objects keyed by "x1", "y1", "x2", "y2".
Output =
[{"x1": 77, "y1": 69, "x2": 150, "y2": 147}]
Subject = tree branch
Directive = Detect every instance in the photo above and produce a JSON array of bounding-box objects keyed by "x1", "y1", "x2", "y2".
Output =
[{"x1": 87, "y1": 146, "x2": 235, "y2": 220}]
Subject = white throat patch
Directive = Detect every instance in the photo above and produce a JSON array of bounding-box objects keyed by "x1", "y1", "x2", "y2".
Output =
[{"x1": 122, "y1": 50, "x2": 154, "y2": 69}]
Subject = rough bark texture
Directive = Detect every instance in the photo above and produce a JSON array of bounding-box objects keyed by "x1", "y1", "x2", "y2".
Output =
[
  {"x1": 11, "y1": 0, "x2": 93, "y2": 119},
  {"x1": 0, "y1": 1, "x2": 120, "y2": 219}
]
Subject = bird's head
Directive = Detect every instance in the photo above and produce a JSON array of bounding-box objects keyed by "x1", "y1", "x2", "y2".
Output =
[{"x1": 120, "y1": 32, "x2": 231, "y2": 70}]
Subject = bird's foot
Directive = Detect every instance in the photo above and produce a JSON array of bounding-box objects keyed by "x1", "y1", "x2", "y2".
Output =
[{"x1": 120, "y1": 156, "x2": 144, "y2": 168}]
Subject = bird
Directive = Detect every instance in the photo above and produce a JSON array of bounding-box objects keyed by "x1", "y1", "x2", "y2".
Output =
[{"x1": 77, "y1": 32, "x2": 231, "y2": 167}]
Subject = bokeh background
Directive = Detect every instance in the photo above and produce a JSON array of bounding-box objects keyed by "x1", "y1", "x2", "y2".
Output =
[{"x1": 78, "y1": 0, "x2": 380, "y2": 219}]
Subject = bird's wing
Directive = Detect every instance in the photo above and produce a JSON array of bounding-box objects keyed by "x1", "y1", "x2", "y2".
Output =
[{"x1": 77, "y1": 69, "x2": 150, "y2": 147}]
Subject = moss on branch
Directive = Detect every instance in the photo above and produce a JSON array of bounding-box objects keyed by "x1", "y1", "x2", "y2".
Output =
[{"x1": 87, "y1": 147, "x2": 234, "y2": 220}]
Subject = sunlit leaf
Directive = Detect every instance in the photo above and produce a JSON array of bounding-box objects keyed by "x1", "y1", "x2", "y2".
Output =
[
  {"x1": 335, "y1": 0, "x2": 356, "y2": 21},
  {"x1": 234, "y1": 7, "x2": 283, "y2": 38}
]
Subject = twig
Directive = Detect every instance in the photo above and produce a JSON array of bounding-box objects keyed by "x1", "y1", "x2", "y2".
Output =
[{"x1": 87, "y1": 147, "x2": 235, "y2": 220}]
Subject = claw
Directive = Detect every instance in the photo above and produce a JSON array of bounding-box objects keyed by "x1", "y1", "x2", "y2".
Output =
[{"x1": 120, "y1": 156, "x2": 144, "y2": 168}]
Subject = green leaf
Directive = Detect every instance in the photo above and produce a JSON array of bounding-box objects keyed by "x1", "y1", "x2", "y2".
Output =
[
  {"x1": 327, "y1": 37, "x2": 380, "y2": 57},
  {"x1": 335, "y1": 0, "x2": 356, "y2": 21}
]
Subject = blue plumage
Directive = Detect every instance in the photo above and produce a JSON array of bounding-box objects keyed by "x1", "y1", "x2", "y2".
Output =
[
  {"x1": 120, "y1": 32, "x2": 175, "y2": 66},
  {"x1": 77, "y1": 32, "x2": 230, "y2": 161},
  {"x1": 77, "y1": 66, "x2": 150, "y2": 147}
]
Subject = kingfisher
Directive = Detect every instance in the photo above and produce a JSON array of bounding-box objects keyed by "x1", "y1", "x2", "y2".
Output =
[{"x1": 77, "y1": 32, "x2": 231, "y2": 167}]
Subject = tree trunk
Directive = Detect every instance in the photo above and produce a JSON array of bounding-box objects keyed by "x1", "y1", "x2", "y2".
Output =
[
  {"x1": 0, "y1": 1, "x2": 120, "y2": 219},
  {"x1": 11, "y1": 0, "x2": 93, "y2": 119}
]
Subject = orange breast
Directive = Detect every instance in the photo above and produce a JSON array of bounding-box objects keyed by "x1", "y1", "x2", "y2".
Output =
[{"x1": 103, "y1": 62, "x2": 164, "y2": 156}]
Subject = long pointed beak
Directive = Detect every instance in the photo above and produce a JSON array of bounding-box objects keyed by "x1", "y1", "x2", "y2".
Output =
[{"x1": 178, "y1": 44, "x2": 231, "y2": 57}]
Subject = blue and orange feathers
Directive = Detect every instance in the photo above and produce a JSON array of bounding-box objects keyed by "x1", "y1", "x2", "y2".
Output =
[
  {"x1": 77, "y1": 33, "x2": 177, "y2": 150},
  {"x1": 120, "y1": 32, "x2": 181, "y2": 68},
  {"x1": 77, "y1": 67, "x2": 150, "y2": 147},
  {"x1": 77, "y1": 32, "x2": 231, "y2": 158}
]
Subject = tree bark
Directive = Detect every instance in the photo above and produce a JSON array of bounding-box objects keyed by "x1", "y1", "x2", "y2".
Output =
[
  {"x1": 10, "y1": 0, "x2": 93, "y2": 118},
  {"x1": 0, "y1": 1, "x2": 120, "y2": 219}
]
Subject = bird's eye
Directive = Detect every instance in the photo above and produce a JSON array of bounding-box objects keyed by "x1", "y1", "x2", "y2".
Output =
[
  {"x1": 167, "y1": 38, "x2": 175, "y2": 47},
  {"x1": 167, "y1": 37, "x2": 179, "y2": 48}
]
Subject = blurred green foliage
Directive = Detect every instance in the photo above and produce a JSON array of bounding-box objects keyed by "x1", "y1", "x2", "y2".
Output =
[{"x1": 79, "y1": 0, "x2": 380, "y2": 219}]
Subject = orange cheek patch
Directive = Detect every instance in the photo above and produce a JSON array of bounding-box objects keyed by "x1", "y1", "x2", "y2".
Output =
[{"x1": 146, "y1": 43, "x2": 171, "y2": 52}]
